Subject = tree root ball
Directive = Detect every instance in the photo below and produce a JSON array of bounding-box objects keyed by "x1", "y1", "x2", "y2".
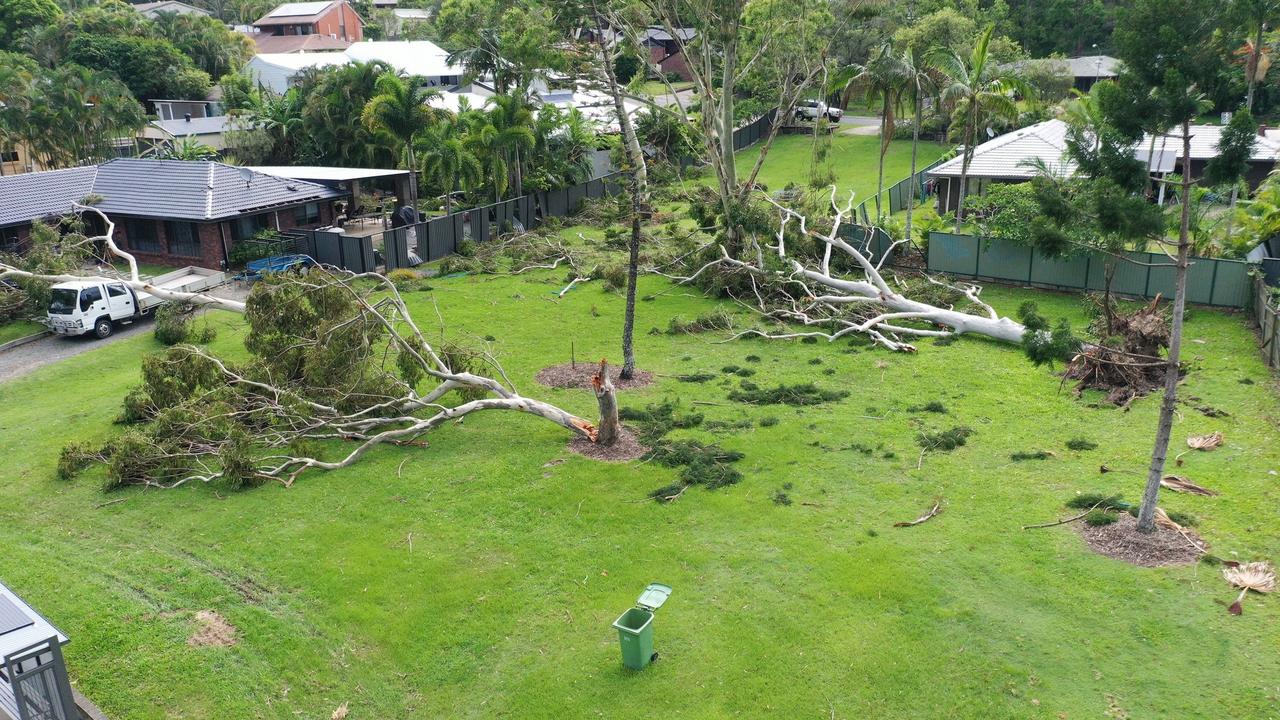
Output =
[
  {"x1": 535, "y1": 363, "x2": 654, "y2": 390},
  {"x1": 567, "y1": 426, "x2": 649, "y2": 462},
  {"x1": 1077, "y1": 513, "x2": 1205, "y2": 567}
]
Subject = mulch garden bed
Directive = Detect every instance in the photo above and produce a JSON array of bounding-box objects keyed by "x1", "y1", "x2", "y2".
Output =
[
  {"x1": 1077, "y1": 513, "x2": 1206, "y2": 567},
  {"x1": 535, "y1": 362, "x2": 654, "y2": 390},
  {"x1": 567, "y1": 427, "x2": 649, "y2": 462}
]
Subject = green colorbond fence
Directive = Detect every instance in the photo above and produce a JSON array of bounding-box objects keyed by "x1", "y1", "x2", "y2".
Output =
[{"x1": 926, "y1": 232, "x2": 1253, "y2": 308}]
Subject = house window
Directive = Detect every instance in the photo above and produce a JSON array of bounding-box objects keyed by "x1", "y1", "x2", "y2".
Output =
[
  {"x1": 294, "y1": 202, "x2": 321, "y2": 226},
  {"x1": 0, "y1": 227, "x2": 20, "y2": 253},
  {"x1": 230, "y1": 213, "x2": 271, "y2": 243},
  {"x1": 125, "y1": 219, "x2": 162, "y2": 253},
  {"x1": 166, "y1": 221, "x2": 202, "y2": 258},
  {"x1": 0, "y1": 150, "x2": 17, "y2": 163}
]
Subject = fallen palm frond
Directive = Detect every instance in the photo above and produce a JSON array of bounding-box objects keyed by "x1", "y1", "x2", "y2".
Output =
[
  {"x1": 1187, "y1": 431, "x2": 1225, "y2": 451},
  {"x1": 1176, "y1": 431, "x2": 1225, "y2": 465},
  {"x1": 894, "y1": 500, "x2": 941, "y2": 528},
  {"x1": 1224, "y1": 561, "x2": 1276, "y2": 615},
  {"x1": 1160, "y1": 475, "x2": 1219, "y2": 496},
  {"x1": 1154, "y1": 507, "x2": 1207, "y2": 553}
]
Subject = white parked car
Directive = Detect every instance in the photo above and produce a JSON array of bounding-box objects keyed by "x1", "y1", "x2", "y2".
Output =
[{"x1": 795, "y1": 100, "x2": 843, "y2": 123}]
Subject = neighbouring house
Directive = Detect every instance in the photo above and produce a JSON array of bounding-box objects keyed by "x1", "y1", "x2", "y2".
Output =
[
  {"x1": 342, "y1": 41, "x2": 462, "y2": 86},
  {"x1": 638, "y1": 26, "x2": 695, "y2": 82},
  {"x1": 392, "y1": 7, "x2": 430, "y2": 23},
  {"x1": 244, "y1": 40, "x2": 460, "y2": 94},
  {"x1": 247, "y1": 166, "x2": 412, "y2": 211},
  {"x1": 1, "y1": 142, "x2": 45, "y2": 177},
  {"x1": 139, "y1": 115, "x2": 241, "y2": 153},
  {"x1": 0, "y1": 159, "x2": 343, "y2": 269},
  {"x1": 253, "y1": 1, "x2": 363, "y2": 43},
  {"x1": 251, "y1": 33, "x2": 353, "y2": 53},
  {"x1": 245, "y1": 52, "x2": 350, "y2": 93},
  {"x1": 131, "y1": 0, "x2": 211, "y2": 17},
  {"x1": 1005, "y1": 55, "x2": 1120, "y2": 93},
  {"x1": 927, "y1": 119, "x2": 1280, "y2": 217},
  {"x1": 151, "y1": 98, "x2": 221, "y2": 121}
]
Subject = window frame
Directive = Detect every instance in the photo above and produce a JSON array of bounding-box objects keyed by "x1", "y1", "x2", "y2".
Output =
[
  {"x1": 124, "y1": 218, "x2": 162, "y2": 254},
  {"x1": 165, "y1": 221, "x2": 202, "y2": 258}
]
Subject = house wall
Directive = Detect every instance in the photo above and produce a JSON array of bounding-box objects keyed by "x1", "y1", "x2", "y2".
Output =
[
  {"x1": 113, "y1": 202, "x2": 337, "y2": 270},
  {"x1": 313, "y1": 2, "x2": 363, "y2": 41},
  {"x1": 648, "y1": 43, "x2": 692, "y2": 82}
]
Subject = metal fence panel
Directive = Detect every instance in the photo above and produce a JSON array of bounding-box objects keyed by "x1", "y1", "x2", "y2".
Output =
[
  {"x1": 1029, "y1": 252, "x2": 1089, "y2": 288},
  {"x1": 312, "y1": 230, "x2": 343, "y2": 268},
  {"x1": 927, "y1": 231, "x2": 1252, "y2": 308},
  {"x1": 566, "y1": 183, "x2": 587, "y2": 212},
  {"x1": 1212, "y1": 261, "x2": 1251, "y2": 307},
  {"x1": 928, "y1": 232, "x2": 981, "y2": 275},
  {"x1": 977, "y1": 237, "x2": 1033, "y2": 281}
]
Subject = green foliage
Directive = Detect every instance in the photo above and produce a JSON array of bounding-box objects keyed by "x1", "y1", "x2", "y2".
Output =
[
  {"x1": 386, "y1": 269, "x2": 420, "y2": 285},
  {"x1": 1009, "y1": 450, "x2": 1051, "y2": 461},
  {"x1": 728, "y1": 383, "x2": 849, "y2": 406},
  {"x1": 1065, "y1": 493, "x2": 1131, "y2": 512},
  {"x1": 153, "y1": 303, "x2": 216, "y2": 346},
  {"x1": 916, "y1": 426, "x2": 973, "y2": 451},
  {"x1": 1083, "y1": 509, "x2": 1119, "y2": 527},
  {"x1": 1065, "y1": 438, "x2": 1098, "y2": 451},
  {"x1": 1205, "y1": 109, "x2": 1258, "y2": 188},
  {"x1": 0, "y1": 0, "x2": 60, "y2": 47},
  {"x1": 64, "y1": 34, "x2": 210, "y2": 100},
  {"x1": 1017, "y1": 302, "x2": 1080, "y2": 367},
  {"x1": 666, "y1": 308, "x2": 734, "y2": 335},
  {"x1": 968, "y1": 182, "x2": 1040, "y2": 246}
]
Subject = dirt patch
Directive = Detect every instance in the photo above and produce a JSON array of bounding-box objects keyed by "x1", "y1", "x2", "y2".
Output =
[
  {"x1": 188, "y1": 610, "x2": 237, "y2": 647},
  {"x1": 1077, "y1": 513, "x2": 1205, "y2": 567},
  {"x1": 567, "y1": 427, "x2": 649, "y2": 462},
  {"x1": 535, "y1": 362, "x2": 654, "y2": 390}
]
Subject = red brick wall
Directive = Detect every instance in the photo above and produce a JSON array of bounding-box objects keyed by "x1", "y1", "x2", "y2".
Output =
[
  {"x1": 114, "y1": 218, "x2": 225, "y2": 270},
  {"x1": 649, "y1": 43, "x2": 692, "y2": 82}
]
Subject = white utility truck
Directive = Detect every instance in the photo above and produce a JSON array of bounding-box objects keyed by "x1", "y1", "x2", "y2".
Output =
[{"x1": 45, "y1": 267, "x2": 225, "y2": 339}]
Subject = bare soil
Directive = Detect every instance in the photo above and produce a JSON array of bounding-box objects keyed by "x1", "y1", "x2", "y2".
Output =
[
  {"x1": 567, "y1": 426, "x2": 649, "y2": 462},
  {"x1": 1077, "y1": 513, "x2": 1205, "y2": 567},
  {"x1": 535, "y1": 362, "x2": 654, "y2": 390},
  {"x1": 188, "y1": 610, "x2": 238, "y2": 647}
]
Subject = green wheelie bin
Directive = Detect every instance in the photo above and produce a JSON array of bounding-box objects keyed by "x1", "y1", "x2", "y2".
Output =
[{"x1": 612, "y1": 583, "x2": 672, "y2": 670}]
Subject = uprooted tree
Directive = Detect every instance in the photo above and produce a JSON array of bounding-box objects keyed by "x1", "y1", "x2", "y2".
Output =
[{"x1": 2, "y1": 208, "x2": 624, "y2": 490}]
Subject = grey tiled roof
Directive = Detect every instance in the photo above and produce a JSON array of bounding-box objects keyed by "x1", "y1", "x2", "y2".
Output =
[{"x1": 0, "y1": 159, "x2": 342, "y2": 227}]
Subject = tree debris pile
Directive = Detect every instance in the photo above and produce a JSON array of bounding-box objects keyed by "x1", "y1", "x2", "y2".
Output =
[
  {"x1": 1064, "y1": 297, "x2": 1171, "y2": 406},
  {"x1": 618, "y1": 401, "x2": 746, "y2": 502},
  {"x1": 58, "y1": 270, "x2": 610, "y2": 491}
]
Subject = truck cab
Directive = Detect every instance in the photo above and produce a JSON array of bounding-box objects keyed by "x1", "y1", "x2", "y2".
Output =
[{"x1": 46, "y1": 280, "x2": 147, "y2": 338}]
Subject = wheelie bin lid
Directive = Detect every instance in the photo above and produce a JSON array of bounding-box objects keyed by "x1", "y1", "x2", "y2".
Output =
[{"x1": 636, "y1": 583, "x2": 672, "y2": 611}]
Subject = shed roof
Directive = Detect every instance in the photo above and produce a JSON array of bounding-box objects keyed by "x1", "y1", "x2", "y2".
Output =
[
  {"x1": 0, "y1": 580, "x2": 68, "y2": 658},
  {"x1": 343, "y1": 41, "x2": 462, "y2": 78},
  {"x1": 0, "y1": 159, "x2": 342, "y2": 228},
  {"x1": 252, "y1": 33, "x2": 351, "y2": 53}
]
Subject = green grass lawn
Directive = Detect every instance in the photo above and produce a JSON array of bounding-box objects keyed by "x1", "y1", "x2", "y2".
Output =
[
  {"x1": 635, "y1": 80, "x2": 695, "y2": 97},
  {"x1": 2, "y1": 259, "x2": 1279, "y2": 717},
  {"x1": 0, "y1": 319, "x2": 45, "y2": 344},
  {"x1": 734, "y1": 133, "x2": 952, "y2": 205}
]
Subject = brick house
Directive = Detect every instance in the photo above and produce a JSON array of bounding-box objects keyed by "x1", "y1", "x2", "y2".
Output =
[
  {"x1": 0, "y1": 159, "x2": 343, "y2": 270},
  {"x1": 639, "y1": 26, "x2": 695, "y2": 82},
  {"x1": 253, "y1": 1, "x2": 363, "y2": 43}
]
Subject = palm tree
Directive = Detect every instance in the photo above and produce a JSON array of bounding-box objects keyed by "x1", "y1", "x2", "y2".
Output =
[
  {"x1": 834, "y1": 43, "x2": 909, "y2": 222},
  {"x1": 448, "y1": 27, "x2": 512, "y2": 94},
  {"x1": 1230, "y1": 0, "x2": 1280, "y2": 110},
  {"x1": 149, "y1": 136, "x2": 219, "y2": 160},
  {"x1": 418, "y1": 121, "x2": 482, "y2": 215},
  {"x1": 900, "y1": 45, "x2": 937, "y2": 241},
  {"x1": 929, "y1": 25, "x2": 1030, "y2": 232},
  {"x1": 482, "y1": 94, "x2": 536, "y2": 200},
  {"x1": 361, "y1": 72, "x2": 441, "y2": 210}
]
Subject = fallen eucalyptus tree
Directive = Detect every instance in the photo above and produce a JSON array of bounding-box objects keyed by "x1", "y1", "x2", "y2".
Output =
[
  {"x1": 3, "y1": 208, "x2": 622, "y2": 490},
  {"x1": 665, "y1": 191, "x2": 1033, "y2": 352}
]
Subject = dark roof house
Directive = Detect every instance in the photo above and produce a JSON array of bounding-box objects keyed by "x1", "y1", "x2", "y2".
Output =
[{"x1": 0, "y1": 159, "x2": 344, "y2": 269}]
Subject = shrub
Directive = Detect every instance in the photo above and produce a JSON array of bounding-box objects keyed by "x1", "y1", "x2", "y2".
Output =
[{"x1": 386, "y1": 268, "x2": 419, "y2": 285}]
